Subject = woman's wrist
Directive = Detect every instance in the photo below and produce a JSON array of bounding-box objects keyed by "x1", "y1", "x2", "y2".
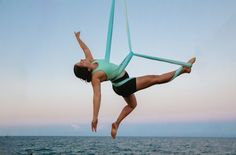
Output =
[{"x1": 92, "y1": 117, "x2": 98, "y2": 122}]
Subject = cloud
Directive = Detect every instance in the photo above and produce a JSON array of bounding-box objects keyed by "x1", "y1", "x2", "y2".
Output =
[{"x1": 71, "y1": 124, "x2": 80, "y2": 130}]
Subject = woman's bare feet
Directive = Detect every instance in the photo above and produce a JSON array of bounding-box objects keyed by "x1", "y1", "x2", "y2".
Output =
[
  {"x1": 111, "y1": 122, "x2": 119, "y2": 139},
  {"x1": 183, "y1": 57, "x2": 196, "y2": 73}
]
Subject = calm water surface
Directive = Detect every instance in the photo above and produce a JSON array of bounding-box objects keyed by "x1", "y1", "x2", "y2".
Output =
[{"x1": 0, "y1": 136, "x2": 236, "y2": 155}]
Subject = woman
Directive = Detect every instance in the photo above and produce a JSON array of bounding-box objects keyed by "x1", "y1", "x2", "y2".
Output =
[{"x1": 73, "y1": 32, "x2": 196, "y2": 139}]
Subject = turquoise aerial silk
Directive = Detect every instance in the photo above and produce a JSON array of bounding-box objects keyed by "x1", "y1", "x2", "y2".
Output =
[
  {"x1": 124, "y1": 0, "x2": 132, "y2": 52},
  {"x1": 104, "y1": 0, "x2": 192, "y2": 86},
  {"x1": 104, "y1": 0, "x2": 115, "y2": 62}
]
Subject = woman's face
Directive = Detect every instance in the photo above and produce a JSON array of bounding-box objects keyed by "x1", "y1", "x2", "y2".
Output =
[{"x1": 78, "y1": 59, "x2": 90, "y2": 67}]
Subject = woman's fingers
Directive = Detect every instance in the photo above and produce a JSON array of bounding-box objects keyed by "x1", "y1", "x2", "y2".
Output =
[
  {"x1": 74, "y1": 31, "x2": 80, "y2": 38},
  {"x1": 91, "y1": 120, "x2": 98, "y2": 132}
]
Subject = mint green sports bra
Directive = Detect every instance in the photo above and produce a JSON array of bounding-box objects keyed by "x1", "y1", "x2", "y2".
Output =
[{"x1": 92, "y1": 59, "x2": 123, "y2": 80}]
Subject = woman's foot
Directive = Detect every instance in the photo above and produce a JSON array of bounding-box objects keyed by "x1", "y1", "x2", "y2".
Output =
[
  {"x1": 183, "y1": 57, "x2": 196, "y2": 73},
  {"x1": 111, "y1": 122, "x2": 119, "y2": 139}
]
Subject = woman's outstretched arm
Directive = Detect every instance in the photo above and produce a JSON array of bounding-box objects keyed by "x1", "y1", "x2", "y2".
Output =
[
  {"x1": 91, "y1": 76, "x2": 101, "y2": 132},
  {"x1": 74, "y1": 31, "x2": 94, "y2": 61}
]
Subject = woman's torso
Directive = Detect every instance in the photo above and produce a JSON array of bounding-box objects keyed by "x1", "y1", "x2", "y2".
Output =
[{"x1": 92, "y1": 59, "x2": 124, "y2": 81}]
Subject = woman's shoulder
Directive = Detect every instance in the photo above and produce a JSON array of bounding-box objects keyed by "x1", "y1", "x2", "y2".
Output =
[{"x1": 91, "y1": 68, "x2": 107, "y2": 82}]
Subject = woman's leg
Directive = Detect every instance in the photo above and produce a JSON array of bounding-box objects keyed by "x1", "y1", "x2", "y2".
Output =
[
  {"x1": 111, "y1": 57, "x2": 196, "y2": 138},
  {"x1": 136, "y1": 57, "x2": 196, "y2": 91},
  {"x1": 111, "y1": 94, "x2": 137, "y2": 139}
]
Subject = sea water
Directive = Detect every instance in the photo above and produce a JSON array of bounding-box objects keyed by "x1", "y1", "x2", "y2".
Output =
[{"x1": 0, "y1": 136, "x2": 236, "y2": 155}]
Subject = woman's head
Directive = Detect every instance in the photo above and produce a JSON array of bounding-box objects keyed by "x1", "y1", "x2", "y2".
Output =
[{"x1": 74, "y1": 63, "x2": 92, "y2": 82}]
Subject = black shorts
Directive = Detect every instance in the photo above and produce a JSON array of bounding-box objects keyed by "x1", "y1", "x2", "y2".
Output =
[{"x1": 112, "y1": 72, "x2": 137, "y2": 97}]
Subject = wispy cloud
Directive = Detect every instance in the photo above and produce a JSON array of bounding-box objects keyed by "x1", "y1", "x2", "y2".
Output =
[{"x1": 71, "y1": 124, "x2": 80, "y2": 130}]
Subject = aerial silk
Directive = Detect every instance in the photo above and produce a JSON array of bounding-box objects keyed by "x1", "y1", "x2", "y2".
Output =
[{"x1": 104, "y1": 0, "x2": 192, "y2": 86}]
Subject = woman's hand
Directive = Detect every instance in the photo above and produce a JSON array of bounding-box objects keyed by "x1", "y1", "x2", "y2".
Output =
[
  {"x1": 91, "y1": 118, "x2": 98, "y2": 132},
  {"x1": 74, "y1": 31, "x2": 94, "y2": 61},
  {"x1": 74, "y1": 31, "x2": 80, "y2": 39}
]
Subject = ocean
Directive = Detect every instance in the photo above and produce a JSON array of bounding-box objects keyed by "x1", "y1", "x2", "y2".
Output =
[{"x1": 0, "y1": 136, "x2": 236, "y2": 155}]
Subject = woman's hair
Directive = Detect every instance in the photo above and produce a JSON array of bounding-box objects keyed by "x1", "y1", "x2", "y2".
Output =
[{"x1": 74, "y1": 65, "x2": 92, "y2": 82}]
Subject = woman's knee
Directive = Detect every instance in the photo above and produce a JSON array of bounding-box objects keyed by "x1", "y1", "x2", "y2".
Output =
[
  {"x1": 131, "y1": 101, "x2": 137, "y2": 109},
  {"x1": 129, "y1": 101, "x2": 137, "y2": 109},
  {"x1": 125, "y1": 95, "x2": 137, "y2": 109},
  {"x1": 128, "y1": 97, "x2": 137, "y2": 109}
]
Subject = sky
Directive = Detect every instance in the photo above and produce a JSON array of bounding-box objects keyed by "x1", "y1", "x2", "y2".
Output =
[{"x1": 0, "y1": 0, "x2": 236, "y2": 137}]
